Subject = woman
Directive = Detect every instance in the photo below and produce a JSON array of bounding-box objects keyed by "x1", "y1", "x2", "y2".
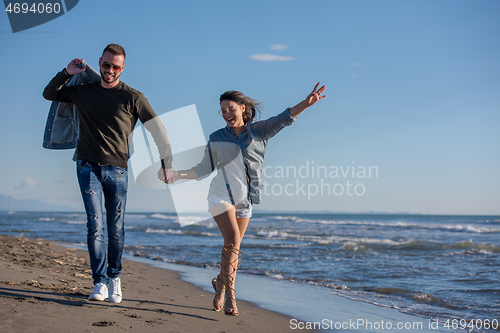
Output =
[{"x1": 171, "y1": 83, "x2": 326, "y2": 315}]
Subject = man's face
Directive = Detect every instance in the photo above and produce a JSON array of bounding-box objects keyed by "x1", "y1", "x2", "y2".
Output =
[{"x1": 98, "y1": 51, "x2": 125, "y2": 86}]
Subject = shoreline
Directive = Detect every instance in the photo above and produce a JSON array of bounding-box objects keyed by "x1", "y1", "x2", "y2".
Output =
[{"x1": 0, "y1": 234, "x2": 311, "y2": 333}]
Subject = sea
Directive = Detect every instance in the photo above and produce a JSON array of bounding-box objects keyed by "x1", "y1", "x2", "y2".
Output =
[{"x1": 0, "y1": 211, "x2": 498, "y2": 331}]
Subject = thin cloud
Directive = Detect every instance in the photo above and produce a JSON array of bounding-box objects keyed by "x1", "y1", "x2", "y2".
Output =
[
  {"x1": 353, "y1": 63, "x2": 362, "y2": 67},
  {"x1": 15, "y1": 177, "x2": 37, "y2": 189},
  {"x1": 271, "y1": 44, "x2": 288, "y2": 50},
  {"x1": 249, "y1": 54, "x2": 295, "y2": 62}
]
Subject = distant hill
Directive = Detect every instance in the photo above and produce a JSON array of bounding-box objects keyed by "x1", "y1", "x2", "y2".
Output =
[{"x1": 0, "y1": 194, "x2": 77, "y2": 212}]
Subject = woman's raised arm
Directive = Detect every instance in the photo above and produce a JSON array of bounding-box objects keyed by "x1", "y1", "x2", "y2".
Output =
[{"x1": 289, "y1": 82, "x2": 327, "y2": 118}]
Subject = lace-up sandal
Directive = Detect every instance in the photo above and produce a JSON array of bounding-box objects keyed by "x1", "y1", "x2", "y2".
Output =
[
  {"x1": 221, "y1": 244, "x2": 243, "y2": 316},
  {"x1": 212, "y1": 274, "x2": 225, "y2": 312}
]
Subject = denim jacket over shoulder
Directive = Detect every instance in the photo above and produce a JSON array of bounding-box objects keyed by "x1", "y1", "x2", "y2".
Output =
[
  {"x1": 42, "y1": 65, "x2": 100, "y2": 149},
  {"x1": 193, "y1": 108, "x2": 296, "y2": 205}
]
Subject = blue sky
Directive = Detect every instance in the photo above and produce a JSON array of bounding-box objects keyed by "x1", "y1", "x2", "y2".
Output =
[{"x1": 0, "y1": 0, "x2": 499, "y2": 214}]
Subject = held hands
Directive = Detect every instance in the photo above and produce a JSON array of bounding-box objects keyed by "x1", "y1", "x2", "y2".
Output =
[
  {"x1": 157, "y1": 167, "x2": 175, "y2": 184},
  {"x1": 304, "y1": 82, "x2": 327, "y2": 107},
  {"x1": 171, "y1": 171, "x2": 181, "y2": 183},
  {"x1": 65, "y1": 58, "x2": 86, "y2": 75}
]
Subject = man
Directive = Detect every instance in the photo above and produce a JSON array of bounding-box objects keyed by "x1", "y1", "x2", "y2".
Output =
[{"x1": 43, "y1": 44, "x2": 174, "y2": 303}]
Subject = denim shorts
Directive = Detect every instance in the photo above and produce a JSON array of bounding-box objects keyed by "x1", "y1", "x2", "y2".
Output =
[{"x1": 207, "y1": 194, "x2": 252, "y2": 218}]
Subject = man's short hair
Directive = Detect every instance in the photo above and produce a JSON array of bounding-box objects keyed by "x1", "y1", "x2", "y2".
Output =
[{"x1": 102, "y1": 44, "x2": 126, "y2": 59}]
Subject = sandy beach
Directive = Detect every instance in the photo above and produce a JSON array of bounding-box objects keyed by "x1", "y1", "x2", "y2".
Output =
[{"x1": 0, "y1": 234, "x2": 313, "y2": 333}]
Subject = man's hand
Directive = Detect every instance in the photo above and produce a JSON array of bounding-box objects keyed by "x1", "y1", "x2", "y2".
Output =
[
  {"x1": 158, "y1": 167, "x2": 175, "y2": 184},
  {"x1": 66, "y1": 58, "x2": 86, "y2": 75}
]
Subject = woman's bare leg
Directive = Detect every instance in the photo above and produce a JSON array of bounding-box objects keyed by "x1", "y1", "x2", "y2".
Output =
[
  {"x1": 236, "y1": 217, "x2": 250, "y2": 242},
  {"x1": 210, "y1": 204, "x2": 249, "y2": 315}
]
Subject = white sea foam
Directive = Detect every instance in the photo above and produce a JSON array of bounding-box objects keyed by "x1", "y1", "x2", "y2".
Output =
[
  {"x1": 253, "y1": 228, "x2": 415, "y2": 248},
  {"x1": 273, "y1": 215, "x2": 299, "y2": 221},
  {"x1": 66, "y1": 221, "x2": 85, "y2": 224},
  {"x1": 124, "y1": 225, "x2": 138, "y2": 229},
  {"x1": 150, "y1": 213, "x2": 171, "y2": 220},
  {"x1": 145, "y1": 228, "x2": 183, "y2": 235},
  {"x1": 201, "y1": 232, "x2": 219, "y2": 237},
  {"x1": 256, "y1": 230, "x2": 289, "y2": 238},
  {"x1": 292, "y1": 217, "x2": 500, "y2": 234},
  {"x1": 270, "y1": 244, "x2": 300, "y2": 248},
  {"x1": 294, "y1": 218, "x2": 416, "y2": 227},
  {"x1": 173, "y1": 216, "x2": 210, "y2": 225}
]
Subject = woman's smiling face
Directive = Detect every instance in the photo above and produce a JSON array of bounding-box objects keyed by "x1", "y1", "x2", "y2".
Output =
[{"x1": 220, "y1": 100, "x2": 245, "y2": 128}]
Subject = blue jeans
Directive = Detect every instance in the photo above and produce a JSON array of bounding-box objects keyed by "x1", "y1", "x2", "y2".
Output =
[{"x1": 76, "y1": 159, "x2": 128, "y2": 285}]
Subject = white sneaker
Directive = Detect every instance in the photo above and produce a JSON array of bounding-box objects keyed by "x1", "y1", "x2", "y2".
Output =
[
  {"x1": 89, "y1": 282, "x2": 108, "y2": 301},
  {"x1": 108, "y1": 277, "x2": 122, "y2": 303}
]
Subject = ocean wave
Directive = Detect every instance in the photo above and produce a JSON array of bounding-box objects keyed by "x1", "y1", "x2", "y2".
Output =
[
  {"x1": 286, "y1": 217, "x2": 500, "y2": 234},
  {"x1": 124, "y1": 225, "x2": 139, "y2": 230},
  {"x1": 256, "y1": 230, "x2": 290, "y2": 238},
  {"x1": 272, "y1": 215, "x2": 300, "y2": 221},
  {"x1": 149, "y1": 213, "x2": 212, "y2": 225},
  {"x1": 389, "y1": 290, "x2": 462, "y2": 310},
  {"x1": 142, "y1": 227, "x2": 220, "y2": 238},
  {"x1": 174, "y1": 216, "x2": 212, "y2": 225},
  {"x1": 477, "y1": 219, "x2": 500, "y2": 224},
  {"x1": 411, "y1": 293, "x2": 443, "y2": 304},
  {"x1": 145, "y1": 228, "x2": 183, "y2": 235},
  {"x1": 295, "y1": 218, "x2": 417, "y2": 228},
  {"x1": 252, "y1": 229, "x2": 419, "y2": 248},
  {"x1": 201, "y1": 232, "x2": 219, "y2": 237},
  {"x1": 440, "y1": 224, "x2": 500, "y2": 233},
  {"x1": 340, "y1": 238, "x2": 499, "y2": 253},
  {"x1": 447, "y1": 240, "x2": 500, "y2": 253},
  {"x1": 269, "y1": 244, "x2": 301, "y2": 248},
  {"x1": 129, "y1": 214, "x2": 149, "y2": 218},
  {"x1": 337, "y1": 287, "x2": 465, "y2": 313},
  {"x1": 66, "y1": 221, "x2": 85, "y2": 224},
  {"x1": 341, "y1": 241, "x2": 365, "y2": 252},
  {"x1": 124, "y1": 244, "x2": 150, "y2": 250},
  {"x1": 265, "y1": 272, "x2": 285, "y2": 280},
  {"x1": 150, "y1": 213, "x2": 172, "y2": 220},
  {"x1": 248, "y1": 230, "x2": 500, "y2": 255},
  {"x1": 39, "y1": 217, "x2": 54, "y2": 221},
  {"x1": 368, "y1": 287, "x2": 414, "y2": 295}
]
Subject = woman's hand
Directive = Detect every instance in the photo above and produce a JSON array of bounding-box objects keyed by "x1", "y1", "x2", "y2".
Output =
[
  {"x1": 171, "y1": 170, "x2": 181, "y2": 183},
  {"x1": 304, "y1": 82, "x2": 327, "y2": 107},
  {"x1": 157, "y1": 167, "x2": 175, "y2": 183},
  {"x1": 289, "y1": 82, "x2": 327, "y2": 117}
]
